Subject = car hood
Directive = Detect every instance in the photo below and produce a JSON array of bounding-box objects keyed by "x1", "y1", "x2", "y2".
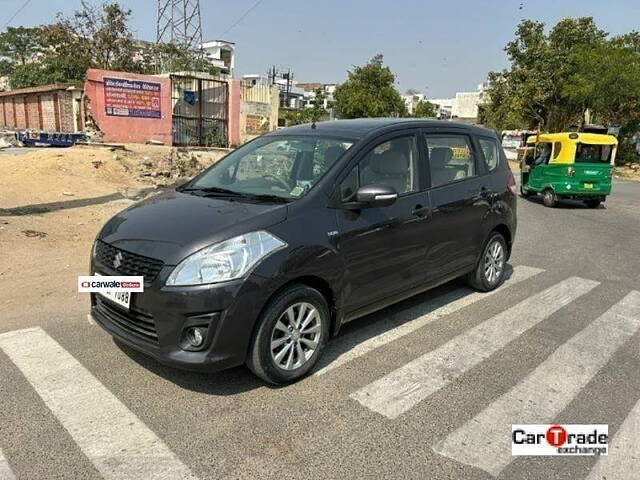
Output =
[{"x1": 98, "y1": 190, "x2": 288, "y2": 265}]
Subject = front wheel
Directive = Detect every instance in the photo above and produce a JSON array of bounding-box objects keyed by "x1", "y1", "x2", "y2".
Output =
[
  {"x1": 584, "y1": 198, "x2": 601, "y2": 208},
  {"x1": 542, "y1": 188, "x2": 557, "y2": 208},
  {"x1": 247, "y1": 284, "x2": 330, "y2": 384},
  {"x1": 466, "y1": 233, "x2": 507, "y2": 292}
]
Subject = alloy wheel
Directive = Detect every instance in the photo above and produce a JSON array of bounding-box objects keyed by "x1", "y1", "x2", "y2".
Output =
[
  {"x1": 270, "y1": 302, "x2": 322, "y2": 371},
  {"x1": 484, "y1": 240, "x2": 505, "y2": 284}
]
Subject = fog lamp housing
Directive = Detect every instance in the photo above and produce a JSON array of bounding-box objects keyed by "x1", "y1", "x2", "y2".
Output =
[{"x1": 180, "y1": 312, "x2": 220, "y2": 352}]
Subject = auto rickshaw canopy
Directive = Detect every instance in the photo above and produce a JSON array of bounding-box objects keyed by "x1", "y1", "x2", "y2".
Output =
[{"x1": 525, "y1": 132, "x2": 618, "y2": 165}]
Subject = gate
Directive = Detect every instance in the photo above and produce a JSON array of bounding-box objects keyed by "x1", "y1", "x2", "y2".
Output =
[{"x1": 171, "y1": 75, "x2": 228, "y2": 147}]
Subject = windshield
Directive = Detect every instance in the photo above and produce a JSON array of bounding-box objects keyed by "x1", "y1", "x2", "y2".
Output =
[{"x1": 185, "y1": 136, "x2": 354, "y2": 199}]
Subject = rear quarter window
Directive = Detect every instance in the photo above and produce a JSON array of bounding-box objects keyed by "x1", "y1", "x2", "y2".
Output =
[{"x1": 478, "y1": 137, "x2": 501, "y2": 172}]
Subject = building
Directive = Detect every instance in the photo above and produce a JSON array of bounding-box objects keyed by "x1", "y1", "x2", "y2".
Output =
[
  {"x1": 242, "y1": 74, "x2": 306, "y2": 109},
  {"x1": 429, "y1": 98, "x2": 455, "y2": 119},
  {"x1": 200, "y1": 40, "x2": 235, "y2": 76},
  {"x1": 296, "y1": 83, "x2": 336, "y2": 110},
  {"x1": 428, "y1": 83, "x2": 486, "y2": 123},
  {"x1": 402, "y1": 93, "x2": 426, "y2": 115}
]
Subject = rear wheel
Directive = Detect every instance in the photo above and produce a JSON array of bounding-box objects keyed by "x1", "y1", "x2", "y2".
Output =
[
  {"x1": 466, "y1": 232, "x2": 507, "y2": 292},
  {"x1": 542, "y1": 188, "x2": 557, "y2": 208},
  {"x1": 247, "y1": 284, "x2": 330, "y2": 385},
  {"x1": 584, "y1": 198, "x2": 601, "y2": 208}
]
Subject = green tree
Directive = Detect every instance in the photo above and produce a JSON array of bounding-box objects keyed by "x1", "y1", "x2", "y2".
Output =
[
  {"x1": 484, "y1": 17, "x2": 607, "y2": 131},
  {"x1": 412, "y1": 100, "x2": 436, "y2": 118},
  {"x1": 334, "y1": 55, "x2": 406, "y2": 118},
  {"x1": 0, "y1": 27, "x2": 41, "y2": 65}
]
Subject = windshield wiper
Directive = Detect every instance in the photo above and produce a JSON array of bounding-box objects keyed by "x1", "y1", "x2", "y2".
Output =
[
  {"x1": 236, "y1": 193, "x2": 292, "y2": 203},
  {"x1": 178, "y1": 186, "x2": 242, "y2": 196}
]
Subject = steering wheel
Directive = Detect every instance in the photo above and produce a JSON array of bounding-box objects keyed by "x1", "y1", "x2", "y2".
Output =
[{"x1": 262, "y1": 174, "x2": 292, "y2": 191}]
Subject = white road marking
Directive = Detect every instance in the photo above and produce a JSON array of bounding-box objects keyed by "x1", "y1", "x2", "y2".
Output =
[
  {"x1": 587, "y1": 389, "x2": 640, "y2": 479},
  {"x1": 350, "y1": 277, "x2": 599, "y2": 419},
  {"x1": 0, "y1": 327, "x2": 198, "y2": 480},
  {"x1": 315, "y1": 266, "x2": 544, "y2": 375},
  {"x1": 0, "y1": 448, "x2": 16, "y2": 480},
  {"x1": 434, "y1": 290, "x2": 640, "y2": 477}
]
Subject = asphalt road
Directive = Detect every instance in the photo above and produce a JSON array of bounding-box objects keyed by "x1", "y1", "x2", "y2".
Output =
[{"x1": 1, "y1": 179, "x2": 639, "y2": 480}]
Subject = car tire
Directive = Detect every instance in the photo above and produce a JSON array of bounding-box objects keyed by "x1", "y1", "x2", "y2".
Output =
[
  {"x1": 542, "y1": 188, "x2": 557, "y2": 208},
  {"x1": 466, "y1": 232, "x2": 508, "y2": 292},
  {"x1": 246, "y1": 284, "x2": 330, "y2": 385},
  {"x1": 584, "y1": 199, "x2": 601, "y2": 208}
]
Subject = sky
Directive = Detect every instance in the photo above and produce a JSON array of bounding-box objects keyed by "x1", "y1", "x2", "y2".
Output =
[{"x1": 1, "y1": 0, "x2": 639, "y2": 97}]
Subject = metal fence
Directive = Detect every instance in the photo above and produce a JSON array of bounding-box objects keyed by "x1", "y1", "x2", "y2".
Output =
[{"x1": 171, "y1": 75, "x2": 228, "y2": 147}]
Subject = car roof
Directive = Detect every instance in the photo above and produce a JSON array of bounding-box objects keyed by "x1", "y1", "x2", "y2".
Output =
[{"x1": 267, "y1": 118, "x2": 497, "y2": 140}]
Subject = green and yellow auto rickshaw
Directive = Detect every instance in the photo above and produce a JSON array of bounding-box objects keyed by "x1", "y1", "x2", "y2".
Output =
[{"x1": 519, "y1": 132, "x2": 617, "y2": 208}]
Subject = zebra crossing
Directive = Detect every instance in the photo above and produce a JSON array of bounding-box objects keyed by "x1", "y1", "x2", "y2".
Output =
[
  {"x1": 0, "y1": 265, "x2": 639, "y2": 479},
  {"x1": 0, "y1": 449, "x2": 16, "y2": 480}
]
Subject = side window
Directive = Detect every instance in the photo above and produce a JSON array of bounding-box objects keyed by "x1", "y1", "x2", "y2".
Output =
[
  {"x1": 553, "y1": 142, "x2": 562, "y2": 160},
  {"x1": 424, "y1": 134, "x2": 476, "y2": 187},
  {"x1": 478, "y1": 137, "x2": 501, "y2": 172},
  {"x1": 358, "y1": 136, "x2": 419, "y2": 195}
]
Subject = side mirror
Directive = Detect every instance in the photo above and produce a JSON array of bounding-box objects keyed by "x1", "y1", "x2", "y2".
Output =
[{"x1": 344, "y1": 184, "x2": 398, "y2": 209}]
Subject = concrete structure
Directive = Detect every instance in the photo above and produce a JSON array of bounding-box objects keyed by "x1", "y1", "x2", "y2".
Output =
[
  {"x1": 0, "y1": 83, "x2": 84, "y2": 133},
  {"x1": 239, "y1": 81, "x2": 280, "y2": 144},
  {"x1": 85, "y1": 69, "x2": 173, "y2": 145},
  {"x1": 201, "y1": 40, "x2": 235, "y2": 76},
  {"x1": 402, "y1": 93, "x2": 427, "y2": 115}
]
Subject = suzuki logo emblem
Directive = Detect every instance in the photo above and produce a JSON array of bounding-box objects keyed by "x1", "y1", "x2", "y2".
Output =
[{"x1": 113, "y1": 252, "x2": 123, "y2": 270}]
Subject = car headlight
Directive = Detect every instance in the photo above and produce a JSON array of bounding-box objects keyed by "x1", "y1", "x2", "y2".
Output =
[{"x1": 166, "y1": 231, "x2": 287, "y2": 286}]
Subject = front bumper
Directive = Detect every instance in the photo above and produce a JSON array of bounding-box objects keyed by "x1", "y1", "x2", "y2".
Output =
[{"x1": 90, "y1": 262, "x2": 276, "y2": 372}]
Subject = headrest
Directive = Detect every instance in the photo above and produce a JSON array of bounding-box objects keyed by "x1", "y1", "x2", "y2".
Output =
[
  {"x1": 430, "y1": 147, "x2": 453, "y2": 168},
  {"x1": 324, "y1": 146, "x2": 346, "y2": 167},
  {"x1": 369, "y1": 150, "x2": 408, "y2": 175}
]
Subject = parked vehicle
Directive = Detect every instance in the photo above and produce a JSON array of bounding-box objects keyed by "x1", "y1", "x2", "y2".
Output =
[
  {"x1": 501, "y1": 129, "x2": 537, "y2": 160},
  {"x1": 520, "y1": 132, "x2": 618, "y2": 208},
  {"x1": 90, "y1": 119, "x2": 517, "y2": 384}
]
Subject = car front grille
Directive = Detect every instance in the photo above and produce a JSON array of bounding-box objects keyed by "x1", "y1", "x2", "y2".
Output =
[
  {"x1": 95, "y1": 240, "x2": 164, "y2": 283},
  {"x1": 95, "y1": 297, "x2": 159, "y2": 344}
]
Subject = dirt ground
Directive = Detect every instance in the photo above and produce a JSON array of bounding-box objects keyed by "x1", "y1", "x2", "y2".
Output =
[{"x1": 0, "y1": 144, "x2": 228, "y2": 321}]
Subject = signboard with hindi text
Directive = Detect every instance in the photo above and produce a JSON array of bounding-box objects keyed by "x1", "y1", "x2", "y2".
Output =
[{"x1": 104, "y1": 77, "x2": 162, "y2": 119}]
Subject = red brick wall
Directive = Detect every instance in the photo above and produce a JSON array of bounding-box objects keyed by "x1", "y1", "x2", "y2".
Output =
[
  {"x1": 0, "y1": 86, "x2": 77, "y2": 132},
  {"x1": 26, "y1": 96, "x2": 39, "y2": 129},
  {"x1": 84, "y1": 69, "x2": 172, "y2": 145}
]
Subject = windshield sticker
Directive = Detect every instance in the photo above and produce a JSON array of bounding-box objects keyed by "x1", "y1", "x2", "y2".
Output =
[{"x1": 290, "y1": 186, "x2": 305, "y2": 197}]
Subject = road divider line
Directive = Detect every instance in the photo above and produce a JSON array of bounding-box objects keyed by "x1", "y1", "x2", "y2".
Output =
[
  {"x1": 0, "y1": 327, "x2": 198, "y2": 480},
  {"x1": 433, "y1": 290, "x2": 640, "y2": 477},
  {"x1": 587, "y1": 384, "x2": 640, "y2": 479},
  {"x1": 0, "y1": 448, "x2": 16, "y2": 480},
  {"x1": 350, "y1": 276, "x2": 599, "y2": 419},
  {"x1": 315, "y1": 266, "x2": 544, "y2": 375}
]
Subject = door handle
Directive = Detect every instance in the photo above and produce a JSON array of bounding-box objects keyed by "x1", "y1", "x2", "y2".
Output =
[{"x1": 412, "y1": 204, "x2": 430, "y2": 217}]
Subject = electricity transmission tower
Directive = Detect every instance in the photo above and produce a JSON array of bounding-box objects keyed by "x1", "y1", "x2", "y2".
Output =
[{"x1": 156, "y1": 0, "x2": 203, "y2": 49}]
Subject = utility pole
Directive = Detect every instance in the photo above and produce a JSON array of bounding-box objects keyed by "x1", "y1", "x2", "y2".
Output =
[{"x1": 157, "y1": 0, "x2": 203, "y2": 50}]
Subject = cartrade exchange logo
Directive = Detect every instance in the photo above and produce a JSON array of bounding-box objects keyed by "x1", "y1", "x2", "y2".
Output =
[{"x1": 512, "y1": 424, "x2": 608, "y2": 456}]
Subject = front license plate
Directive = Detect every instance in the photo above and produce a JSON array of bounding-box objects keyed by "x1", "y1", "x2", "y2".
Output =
[
  {"x1": 95, "y1": 273, "x2": 131, "y2": 309},
  {"x1": 98, "y1": 290, "x2": 131, "y2": 310},
  {"x1": 584, "y1": 183, "x2": 594, "y2": 189}
]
